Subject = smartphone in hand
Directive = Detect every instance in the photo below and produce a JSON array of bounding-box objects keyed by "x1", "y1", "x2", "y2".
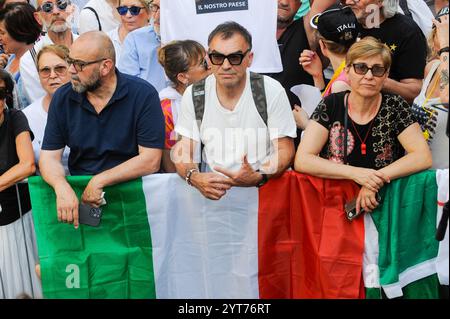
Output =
[
  {"x1": 345, "y1": 193, "x2": 381, "y2": 221},
  {"x1": 79, "y1": 203, "x2": 103, "y2": 227}
]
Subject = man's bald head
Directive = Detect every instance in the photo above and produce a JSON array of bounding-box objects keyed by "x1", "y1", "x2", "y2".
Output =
[{"x1": 71, "y1": 31, "x2": 116, "y2": 65}]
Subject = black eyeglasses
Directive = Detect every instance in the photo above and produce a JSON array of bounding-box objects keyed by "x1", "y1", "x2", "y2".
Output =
[
  {"x1": 0, "y1": 87, "x2": 7, "y2": 100},
  {"x1": 39, "y1": 65, "x2": 68, "y2": 78},
  {"x1": 352, "y1": 63, "x2": 387, "y2": 77},
  {"x1": 40, "y1": 0, "x2": 69, "y2": 13},
  {"x1": 116, "y1": 6, "x2": 145, "y2": 16},
  {"x1": 66, "y1": 57, "x2": 107, "y2": 72},
  {"x1": 149, "y1": 4, "x2": 160, "y2": 13},
  {"x1": 208, "y1": 49, "x2": 251, "y2": 66}
]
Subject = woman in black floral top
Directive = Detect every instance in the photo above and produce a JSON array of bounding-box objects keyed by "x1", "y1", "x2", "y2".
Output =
[{"x1": 294, "y1": 37, "x2": 432, "y2": 214}]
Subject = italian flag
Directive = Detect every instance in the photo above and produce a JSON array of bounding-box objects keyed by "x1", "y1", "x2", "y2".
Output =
[{"x1": 28, "y1": 170, "x2": 448, "y2": 299}]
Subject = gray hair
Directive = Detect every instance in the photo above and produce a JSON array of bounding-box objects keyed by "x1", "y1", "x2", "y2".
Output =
[{"x1": 382, "y1": 0, "x2": 399, "y2": 19}]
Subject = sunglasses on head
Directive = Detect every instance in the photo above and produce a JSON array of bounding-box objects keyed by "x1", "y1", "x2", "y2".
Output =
[
  {"x1": 0, "y1": 87, "x2": 7, "y2": 100},
  {"x1": 208, "y1": 49, "x2": 250, "y2": 66},
  {"x1": 40, "y1": 0, "x2": 69, "y2": 13},
  {"x1": 116, "y1": 5, "x2": 145, "y2": 16},
  {"x1": 352, "y1": 63, "x2": 387, "y2": 77}
]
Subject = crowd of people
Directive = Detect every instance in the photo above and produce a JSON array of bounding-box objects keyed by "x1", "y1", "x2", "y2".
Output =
[{"x1": 0, "y1": 0, "x2": 448, "y2": 298}]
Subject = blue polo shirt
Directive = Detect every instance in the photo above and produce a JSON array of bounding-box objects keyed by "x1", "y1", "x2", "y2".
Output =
[{"x1": 42, "y1": 70, "x2": 165, "y2": 175}]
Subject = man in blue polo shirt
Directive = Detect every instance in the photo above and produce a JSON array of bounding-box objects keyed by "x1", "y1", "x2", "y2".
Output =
[{"x1": 40, "y1": 31, "x2": 165, "y2": 229}]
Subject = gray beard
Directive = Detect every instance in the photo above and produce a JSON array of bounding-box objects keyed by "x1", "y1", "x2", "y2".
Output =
[
  {"x1": 44, "y1": 21, "x2": 70, "y2": 33},
  {"x1": 72, "y1": 77, "x2": 102, "y2": 94}
]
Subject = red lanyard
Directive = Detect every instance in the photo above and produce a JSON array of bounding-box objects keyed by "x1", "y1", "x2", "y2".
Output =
[{"x1": 347, "y1": 101, "x2": 377, "y2": 155}]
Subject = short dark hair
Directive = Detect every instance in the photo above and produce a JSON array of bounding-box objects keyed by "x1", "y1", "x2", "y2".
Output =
[
  {"x1": 0, "y1": 3, "x2": 42, "y2": 45},
  {"x1": 207, "y1": 21, "x2": 252, "y2": 50}
]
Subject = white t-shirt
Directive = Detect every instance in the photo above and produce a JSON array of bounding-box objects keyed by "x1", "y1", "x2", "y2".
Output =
[
  {"x1": 78, "y1": 0, "x2": 120, "y2": 34},
  {"x1": 22, "y1": 97, "x2": 70, "y2": 175},
  {"x1": 19, "y1": 33, "x2": 78, "y2": 104},
  {"x1": 160, "y1": 0, "x2": 282, "y2": 74},
  {"x1": 175, "y1": 72, "x2": 297, "y2": 172}
]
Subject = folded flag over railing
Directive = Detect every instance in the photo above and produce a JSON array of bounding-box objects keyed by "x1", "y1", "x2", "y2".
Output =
[{"x1": 27, "y1": 170, "x2": 448, "y2": 299}]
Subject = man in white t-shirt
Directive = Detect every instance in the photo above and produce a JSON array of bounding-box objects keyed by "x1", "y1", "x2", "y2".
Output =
[
  {"x1": 20, "y1": 0, "x2": 78, "y2": 102},
  {"x1": 174, "y1": 22, "x2": 296, "y2": 200}
]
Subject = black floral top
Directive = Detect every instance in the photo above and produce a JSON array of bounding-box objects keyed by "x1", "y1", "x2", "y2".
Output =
[{"x1": 311, "y1": 92, "x2": 416, "y2": 169}]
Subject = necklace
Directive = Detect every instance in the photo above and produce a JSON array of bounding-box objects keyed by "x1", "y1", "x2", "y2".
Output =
[{"x1": 348, "y1": 98, "x2": 379, "y2": 156}]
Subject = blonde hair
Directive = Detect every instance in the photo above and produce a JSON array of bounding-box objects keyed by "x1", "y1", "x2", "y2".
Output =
[
  {"x1": 428, "y1": 27, "x2": 439, "y2": 61},
  {"x1": 119, "y1": 0, "x2": 151, "y2": 12},
  {"x1": 346, "y1": 36, "x2": 392, "y2": 69},
  {"x1": 36, "y1": 44, "x2": 70, "y2": 70}
]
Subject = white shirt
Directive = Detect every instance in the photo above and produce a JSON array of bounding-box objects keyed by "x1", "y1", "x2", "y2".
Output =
[
  {"x1": 106, "y1": 27, "x2": 123, "y2": 64},
  {"x1": 78, "y1": 0, "x2": 120, "y2": 34},
  {"x1": 160, "y1": 0, "x2": 282, "y2": 73},
  {"x1": 175, "y1": 72, "x2": 297, "y2": 172},
  {"x1": 19, "y1": 32, "x2": 78, "y2": 104},
  {"x1": 22, "y1": 97, "x2": 71, "y2": 175},
  {"x1": 159, "y1": 86, "x2": 182, "y2": 124},
  {"x1": 398, "y1": 0, "x2": 434, "y2": 39}
]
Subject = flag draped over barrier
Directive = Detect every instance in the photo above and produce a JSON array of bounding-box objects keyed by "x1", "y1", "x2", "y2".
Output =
[{"x1": 27, "y1": 171, "x2": 448, "y2": 299}]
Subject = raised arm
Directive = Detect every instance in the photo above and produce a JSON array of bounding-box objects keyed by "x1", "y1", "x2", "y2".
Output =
[
  {"x1": 435, "y1": 15, "x2": 449, "y2": 104},
  {"x1": 304, "y1": 0, "x2": 336, "y2": 51}
]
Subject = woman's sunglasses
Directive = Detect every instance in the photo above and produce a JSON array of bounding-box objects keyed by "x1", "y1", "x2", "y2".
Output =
[
  {"x1": 352, "y1": 63, "x2": 387, "y2": 77},
  {"x1": 116, "y1": 6, "x2": 145, "y2": 16}
]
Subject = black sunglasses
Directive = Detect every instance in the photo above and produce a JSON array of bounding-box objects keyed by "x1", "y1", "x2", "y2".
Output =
[
  {"x1": 352, "y1": 63, "x2": 387, "y2": 77},
  {"x1": 66, "y1": 57, "x2": 107, "y2": 72},
  {"x1": 208, "y1": 49, "x2": 251, "y2": 66},
  {"x1": 0, "y1": 87, "x2": 7, "y2": 100},
  {"x1": 116, "y1": 5, "x2": 145, "y2": 16},
  {"x1": 40, "y1": 0, "x2": 69, "y2": 13}
]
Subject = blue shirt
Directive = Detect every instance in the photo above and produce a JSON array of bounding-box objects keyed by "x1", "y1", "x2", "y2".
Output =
[
  {"x1": 42, "y1": 70, "x2": 165, "y2": 175},
  {"x1": 117, "y1": 26, "x2": 168, "y2": 92}
]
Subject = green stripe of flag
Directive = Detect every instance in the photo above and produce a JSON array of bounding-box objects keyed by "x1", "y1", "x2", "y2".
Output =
[
  {"x1": 366, "y1": 275, "x2": 441, "y2": 299},
  {"x1": 28, "y1": 176, "x2": 155, "y2": 299},
  {"x1": 374, "y1": 170, "x2": 439, "y2": 287}
]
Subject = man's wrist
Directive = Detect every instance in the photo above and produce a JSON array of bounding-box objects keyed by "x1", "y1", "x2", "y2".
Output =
[
  {"x1": 255, "y1": 170, "x2": 269, "y2": 188},
  {"x1": 185, "y1": 168, "x2": 199, "y2": 186}
]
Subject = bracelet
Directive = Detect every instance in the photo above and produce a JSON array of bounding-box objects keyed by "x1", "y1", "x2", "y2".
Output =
[
  {"x1": 185, "y1": 168, "x2": 199, "y2": 186},
  {"x1": 438, "y1": 47, "x2": 449, "y2": 56}
]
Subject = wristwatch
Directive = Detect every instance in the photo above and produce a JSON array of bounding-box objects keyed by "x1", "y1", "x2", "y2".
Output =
[
  {"x1": 256, "y1": 170, "x2": 269, "y2": 188},
  {"x1": 185, "y1": 168, "x2": 199, "y2": 186},
  {"x1": 438, "y1": 47, "x2": 449, "y2": 56}
]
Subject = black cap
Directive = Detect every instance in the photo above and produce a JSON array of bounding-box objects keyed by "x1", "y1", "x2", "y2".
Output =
[
  {"x1": 310, "y1": 5, "x2": 359, "y2": 46},
  {"x1": 436, "y1": 6, "x2": 449, "y2": 21}
]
